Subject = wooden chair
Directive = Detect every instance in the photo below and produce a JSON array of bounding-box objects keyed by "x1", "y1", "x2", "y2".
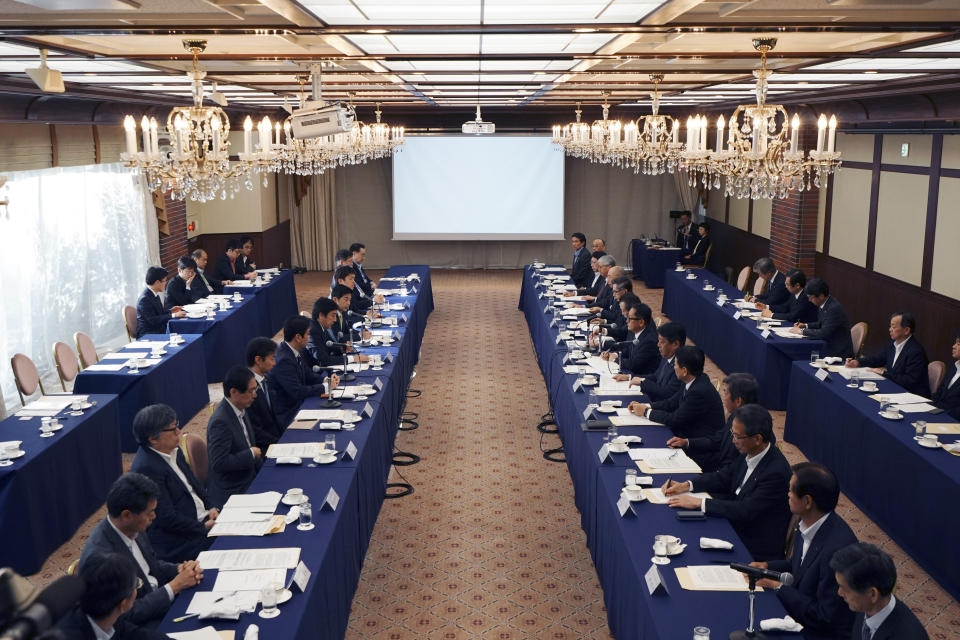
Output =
[
  {"x1": 11, "y1": 353, "x2": 45, "y2": 406},
  {"x1": 123, "y1": 305, "x2": 137, "y2": 341},
  {"x1": 686, "y1": 244, "x2": 713, "y2": 269},
  {"x1": 736, "y1": 266, "x2": 752, "y2": 292},
  {"x1": 52, "y1": 341, "x2": 80, "y2": 392},
  {"x1": 850, "y1": 322, "x2": 868, "y2": 359},
  {"x1": 74, "y1": 331, "x2": 99, "y2": 369},
  {"x1": 66, "y1": 559, "x2": 79, "y2": 575},
  {"x1": 752, "y1": 275, "x2": 767, "y2": 297},
  {"x1": 180, "y1": 433, "x2": 209, "y2": 486},
  {"x1": 928, "y1": 361, "x2": 946, "y2": 397}
]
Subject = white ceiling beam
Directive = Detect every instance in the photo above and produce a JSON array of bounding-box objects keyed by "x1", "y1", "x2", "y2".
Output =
[
  {"x1": 253, "y1": 0, "x2": 323, "y2": 27},
  {"x1": 641, "y1": 0, "x2": 707, "y2": 25}
]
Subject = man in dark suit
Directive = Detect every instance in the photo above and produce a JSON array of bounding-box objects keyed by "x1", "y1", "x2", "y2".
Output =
[
  {"x1": 206, "y1": 366, "x2": 263, "y2": 509},
  {"x1": 620, "y1": 321, "x2": 686, "y2": 401},
  {"x1": 164, "y1": 256, "x2": 203, "y2": 310},
  {"x1": 570, "y1": 232, "x2": 592, "y2": 288},
  {"x1": 681, "y1": 222, "x2": 711, "y2": 266},
  {"x1": 675, "y1": 211, "x2": 694, "y2": 252},
  {"x1": 238, "y1": 235, "x2": 257, "y2": 274},
  {"x1": 594, "y1": 292, "x2": 639, "y2": 344},
  {"x1": 336, "y1": 265, "x2": 384, "y2": 316},
  {"x1": 583, "y1": 263, "x2": 622, "y2": 320},
  {"x1": 751, "y1": 463, "x2": 857, "y2": 639},
  {"x1": 752, "y1": 257, "x2": 790, "y2": 307},
  {"x1": 932, "y1": 332, "x2": 960, "y2": 419},
  {"x1": 758, "y1": 269, "x2": 818, "y2": 325},
  {"x1": 330, "y1": 249, "x2": 353, "y2": 293},
  {"x1": 794, "y1": 278, "x2": 854, "y2": 359},
  {"x1": 191, "y1": 249, "x2": 221, "y2": 296},
  {"x1": 602, "y1": 302, "x2": 660, "y2": 376},
  {"x1": 307, "y1": 297, "x2": 369, "y2": 368},
  {"x1": 58, "y1": 552, "x2": 169, "y2": 640},
  {"x1": 78, "y1": 473, "x2": 202, "y2": 626},
  {"x1": 136, "y1": 266, "x2": 185, "y2": 338},
  {"x1": 563, "y1": 251, "x2": 606, "y2": 299},
  {"x1": 664, "y1": 403, "x2": 793, "y2": 561},
  {"x1": 845, "y1": 311, "x2": 929, "y2": 397},
  {"x1": 575, "y1": 256, "x2": 614, "y2": 310},
  {"x1": 628, "y1": 346, "x2": 727, "y2": 471},
  {"x1": 212, "y1": 239, "x2": 256, "y2": 284},
  {"x1": 350, "y1": 242, "x2": 377, "y2": 296},
  {"x1": 830, "y1": 543, "x2": 929, "y2": 640},
  {"x1": 666, "y1": 372, "x2": 757, "y2": 472},
  {"x1": 129, "y1": 404, "x2": 218, "y2": 562},
  {"x1": 246, "y1": 337, "x2": 283, "y2": 449},
  {"x1": 268, "y1": 315, "x2": 339, "y2": 428},
  {"x1": 331, "y1": 284, "x2": 365, "y2": 343}
]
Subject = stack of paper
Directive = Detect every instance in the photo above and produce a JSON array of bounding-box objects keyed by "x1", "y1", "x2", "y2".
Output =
[
  {"x1": 628, "y1": 448, "x2": 702, "y2": 473},
  {"x1": 207, "y1": 517, "x2": 285, "y2": 537},
  {"x1": 675, "y1": 565, "x2": 752, "y2": 591},
  {"x1": 642, "y1": 488, "x2": 711, "y2": 504},
  {"x1": 868, "y1": 391, "x2": 929, "y2": 404},
  {"x1": 265, "y1": 443, "x2": 326, "y2": 459},
  {"x1": 211, "y1": 568, "x2": 287, "y2": 593},
  {"x1": 197, "y1": 548, "x2": 300, "y2": 570},
  {"x1": 18, "y1": 395, "x2": 87, "y2": 416},
  {"x1": 609, "y1": 408, "x2": 661, "y2": 426},
  {"x1": 834, "y1": 367, "x2": 885, "y2": 381}
]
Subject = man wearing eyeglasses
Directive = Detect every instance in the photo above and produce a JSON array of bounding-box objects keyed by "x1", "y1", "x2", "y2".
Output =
[
  {"x1": 207, "y1": 366, "x2": 265, "y2": 509},
  {"x1": 602, "y1": 302, "x2": 661, "y2": 377},
  {"x1": 130, "y1": 404, "x2": 219, "y2": 563}
]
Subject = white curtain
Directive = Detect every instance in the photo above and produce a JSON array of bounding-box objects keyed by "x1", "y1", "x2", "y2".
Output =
[{"x1": 0, "y1": 163, "x2": 151, "y2": 410}]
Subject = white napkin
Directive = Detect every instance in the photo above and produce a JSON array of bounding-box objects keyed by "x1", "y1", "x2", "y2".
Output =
[
  {"x1": 600, "y1": 400, "x2": 623, "y2": 408},
  {"x1": 612, "y1": 435, "x2": 642, "y2": 445},
  {"x1": 823, "y1": 356, "x2": 843, "y2": 364},
  {"x1": 284, "y1": 507, "x2": 300, "y2": 524},
  {"x1": 198, "y1": 604, "x2": 242, "y2": 620},
  {"x1": 275, "y1": 456, "x2": 302, "y2": 465},
  {"x1": 699, "y1": 537, "x2": 734, "y2": 550},
  {"x1": 760, "y1": 616, "x2": 804, "y2": 632},
  {"x1": 317, "y1": 422, "x2": 342, "y2": 430},
  {"x1": 942, "y1": 442, "x2": 960, "y2": 453}
]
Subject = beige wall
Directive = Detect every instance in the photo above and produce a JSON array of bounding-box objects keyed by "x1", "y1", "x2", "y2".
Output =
[
  {"x1": 880, "y1": 134, "x2": 933, "y2": 167},
  {"x1": 828, "y1": 167, "x2": 872, "y2": 267},
  {"x1": 942, "y1": 135, "x2": 960, "y2": 170},
  {"x1": 932, "y1": 177, "x2": 960, "y2": 301},
  {"x1": 873, "y1": 172, "x2": 927, "y2": 286},
  {"x1": 186, "y1": 173, "x2": 277, "y2": 238},
  {"x1": 752, "y1": 199, "x2": 772, "y2": 239},
  {"x1": 836, "y1": 133, "x2": 875, "y2": 163},
  {"x1": 728, "y1": 197, "x2": 749, "y2": 231}
]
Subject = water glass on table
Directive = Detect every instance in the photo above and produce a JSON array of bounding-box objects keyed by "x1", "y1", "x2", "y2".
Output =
[
  {"x1": 297, "y1": 501, "x2": 314, "y2": 531},
  {"x1": 258, "y1": 583, "x2": 282, "y2": 618},
  {"x1": 0, "y1": 447, "x2": 11, "y2": 467},
  {"x1": 810, "y1": 351, "x2": 820, "y2": 365},
  {"x1": 693, "y1": 627, "x2": 710, "y2": 640},
  {"x1": 607, "y1": 424, "x2": 618, "y2": 443},
  {"x1": 913, "y1": 421, "x2": 927, "y2": 440},
  {"x1": 324, "y1": 433, "x2": 336, "y2": 452},
  {"x1": 625, "y1": 468, "x2": 637, "y2": 488},
  {"x1": 846, "y1": 369, "x2": 859, "y2": 389},
  {"x1": 40, "y1": 417, "x2": 55, "y2": 438}
]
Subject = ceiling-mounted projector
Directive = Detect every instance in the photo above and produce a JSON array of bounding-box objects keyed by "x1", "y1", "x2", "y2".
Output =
[
  {"x1": 26, "y1": 50, "x2": 64, "y2": 93},
  {"x1": 462, "y1": 105, "x2": 494, "y2": 135},
  {"x1": 290, "y1": 100, "x2": 355, "y2": 139}
]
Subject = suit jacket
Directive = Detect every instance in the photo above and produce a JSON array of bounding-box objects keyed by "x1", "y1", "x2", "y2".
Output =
[
  {"x1": 57, "y1": 605, "x2": 168, "y2": 640},
  {"x1": 163, "y1": 275, "x2": 201, "y2": 310},
  {"x1": 195, "y1": 268, "x2": 220, "y2": 296},
  {"x1": 267, "y1": 341, "x2": 327, "y2": 428},
  {"x1": 767, "y1": 512, "x2": 857, "y2": 639},
  {"x1": 932, "y1": 362, "x2": 960, "y2": 420},
  {"x1": 78, "y1": 518, "x2": 178, "y2": 626},
  {"x1": 640, "y1": 355, "x2": 683, "y2": 402},
  {"x1": 212, "y1": 253, "x2": 243, "y2": 283},
  {"x1": 691, "y1": 443, "x2": 793, "y2": 561},
  {"x1": 676, "y1": 222, "x2": 694, "y2": 252},
  {"x1": 685, "y1": 414, "x2": 738, "y2": 473},
  {"x1": 247, "y1": 374, "x2": 283, "y2": 450},
  {"x1": 135, "y1": 288, "x2": 170, "y2": 338},
  {"x1": 129, "y1": 447, "x2": 210, "y2": 563},
  {"x1": 649, "y1": 373, "x2": 726, "y2": 441},
  {"x1": 206, "y1": 399, "x2": 261, "y2": 509},
  {"x1": 850, "y1": 599, "x2": 929, "y2": 640},
  {"x1": 332, "y1": 310, "x2": 361, "y2": 342},
  {"x1": 353, "y1": 262, "x2": 375, "y2": 296},
  {"x1": 681, "y1": 236, "x2": 711, "y2": 266},
  {"x1": 593, "y1": 279, "x2": 613, "y2": 315},
  {"x1": 350, "y1": 286, "x2": 373, "y2": 315},
  {"x1": 577, "y1": 271, "x2": 603, "y2": 298},
  {"x1": 860, "y1": 337, "x2": 929, "y2": 397},
  {"x1": 238, "y1": 254, "x2": 256, "y2": 275},
  {"x1": 803, "y1": 297, "x2": 854, "y2": 359},
  {"x1": 307, "y1": 320, "x2": 346, "y2": 367},
  {"x1": 571, "y1": 248, "x2": 592, "y2": 288},
  {"x1": 771, "y1": 292, "x2": 819, "y2": 324},
  {"x1": 757, "y1": 271, "x2": 790, "y2": 307},
  {"x1": 619, "y1": 326, "x2": 661, "y2": 376}
]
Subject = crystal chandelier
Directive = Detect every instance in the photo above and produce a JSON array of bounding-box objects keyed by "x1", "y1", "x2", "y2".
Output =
[
  {"x1": 553, "y1": 93, "x2": 622, "y2": 164},
  {"x1": 682, "y1": 38, "x2": 841, "y2": 199},
  {"x1": 628, "y1": 74, "x2": 685, "y2": 175},
  {"x1": 121, "y1": 39, "x2": 250, "y2": 202}
]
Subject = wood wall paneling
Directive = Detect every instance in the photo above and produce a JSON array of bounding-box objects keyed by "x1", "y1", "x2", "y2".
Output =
[
  {"x1": 187, "y1": 221, "x2": 291, "y2": 272},
  {"x1": 728, "y1": 197, "x2": 749, "y2": 231},
  {"x1": 702, "y1": 219, "x2": 770, "y2": 280},
  {"x1": 827, "y1": 167, "x2": 872, "y2": 267},
  {"x1": 873, "y1": 172, "x2": 928, "y2": 286},
  {"x1": 931, "y1": 177, "x2": 960, "y2": 302}
]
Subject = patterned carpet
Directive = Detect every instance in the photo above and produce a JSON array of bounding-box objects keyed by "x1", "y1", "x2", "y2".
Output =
[{"x1": 26, "y1": 269, "x2": 960, "y2": 640}]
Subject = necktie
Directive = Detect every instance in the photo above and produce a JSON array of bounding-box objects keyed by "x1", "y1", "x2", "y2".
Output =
[
  {"x1": 239, "y1": 411, "x2": 254, "y2": 447},
  {"x1": 259, "y1": 379, "x2": 271, "y2": 409},
  {"x1": 295, "y1": 353, "x2": 304, "y2": 383},
  {"x1": 861, "y1": 620, "x2": 871, "y2": 640}
]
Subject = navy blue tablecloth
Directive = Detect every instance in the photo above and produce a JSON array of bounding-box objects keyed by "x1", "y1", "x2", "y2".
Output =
[
  {"x1": 0, "y1": 394, "x2": 120, "y2": 574},
  {"x1": 784, "y1": 362, "x2": 960, "y2": 600},
  {"x1": 519, "y1": 266, "x2": 790, "y2": 639},
  {"x1": 662, "y1": 268, "x2": 823, "y2": 410},
  {"x1": 73, "y1": 334, "x2": 210, "y2": 452},
  {"x1": 225, "y1": 269, "x2": 299, "y2": 338},
  {"x1": 643, "y1": 246, "x2": 683, "y2": 289},
  {"x1": 631, "y1": 239, "x2": 644, "y2": 280}
]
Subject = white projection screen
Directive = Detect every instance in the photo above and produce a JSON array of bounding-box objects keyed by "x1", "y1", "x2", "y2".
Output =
[{"x1": 392, "y1": 135, "x2": 565, "y2": 240}]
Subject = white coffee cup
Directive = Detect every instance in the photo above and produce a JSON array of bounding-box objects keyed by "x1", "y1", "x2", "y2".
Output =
[
  {"x1": 862, "y1": 381, "x2": 878, "y2": 391},
  {"x1": 344, "y1": 409, "x2": 358, "y2": 421},
  {"x1": 582, "y1": 375, "x2": 598, "y2": 385},
  {"x1": 601, "y1": 400, "x2": 617, "y2": 409},
  {"x1": 285, "y1": 488, "x2": 303, "y2": 498},
  {"x1": 922, "y1": 434, "x2": 939, "y2": 445}
]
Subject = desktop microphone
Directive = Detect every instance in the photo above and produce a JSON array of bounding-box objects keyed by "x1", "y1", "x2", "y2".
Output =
[
  {"x1": 325, "y1": 340, "x2": 350, "y2": 349},
  {"x1": 311, "y1": 365, "x2": 340, "y2": 374},
  {"x1": 729, "y1": 562, "x2": 794, "y2": 586},
  {"x1": 603, "y1": 340, "x2": 635, "y2": 353},
  {"x1": 0, "y1": 574, "x2": 85, "y2": 640}
]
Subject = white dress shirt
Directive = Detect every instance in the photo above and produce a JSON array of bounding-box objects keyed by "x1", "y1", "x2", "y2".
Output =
[
  {"x1": 106, "y1": 518, "x2": 173, "y2": 601},
  {"x1": 864, "y1": 595, "x2": 897, "y2": 638},
  {"x1": 949, "y1": 361, "x2": 960, "y2": 389},
  {"x1": 891, "y1": 335, "x2": 911, "y2": 368},
  {"x1": 149, "y1": 447, "x2": 206, "y2": 520},
  {"x1": 87, "y1": 616, "x2": 114, "y2": 640},
  {"x1": 797, "y1": 512, "x2": 830, "y2": 563},
  {"x1": 737, "y1": 442, "x2": 771, "y2": 495},
  {"x1": 227, "y1": 399, "x2": 254, "y2": 451}
]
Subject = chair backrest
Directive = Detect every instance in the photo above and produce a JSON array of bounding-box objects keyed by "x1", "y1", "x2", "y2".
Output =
[
  {"x1": 702, "y1": 243, "x2": 713, "y2": 268},
  {"x1": 929, "y1": 360, "x2": 947, "y2": 397},
  {"x1": 180, "y1": 433, "x2": 209, "y2": 486},
  {"x1": 851, "y1": 321, "x2": 868, "y2": 359},
  {"x1": 299, "y1": 310, "x2": 310, "y2": 318},
  {"x1": 11, "y1": 353, "x2": 44, "y2": 406},
  {"x1": 74, "y1": 331, "x2": 99, "y2": 369},
  {"x1": 736, "y1": 266, "x2": 752, "y2": 292},
  {"x1": 123, "y1": 305, "x2": 137, "y2": 341},
  {"x1": 752, "y1": 275, "x2": 767, "y2": 296},
  {"x1": 52, "y1": 341, "x2": 79, "y2": 392},
  {"x1": 66, "y1": 559, "x2": 79, "y2": 575}
]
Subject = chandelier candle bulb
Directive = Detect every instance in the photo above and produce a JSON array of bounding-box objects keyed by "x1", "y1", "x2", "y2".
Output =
[
  {"x1": 211, "y1": 116, "x2": 221, "y2": 156},
  {"x1": 716, "y1": 115, "x2": 725, "y2": 153},
  {"x1": 686, "y1": 116, "x2": 693, "y2": 150},
  {"x1": 149, "y1": 118, "x2": 158, "y2": 156},
  {"x1": 817, "y1": 114, "x2": 827, "y2": 152},
  {"x1": 274, "y1": 122, "x2": 281, "y2": 147},
  {"x1": 123, "y1": 115, "x2": 137, "y2": 156},
  {"x1": 790, "y1": 114, "x2": 799, "y2": 152},
  {"x1": 699, "y1": 116, "x2": 707, "y2": 151},
  {"x1": 243, "y1": 116, "x2": 252, "y2": 156},
  {"x1": 828, "y1": 115, "x2": 837, "y2": 152},
  {"x1": 672, "y1": 119, "x2": 679, "y2": 144},
  {"x1": 140, "y1": 116, "x2": 150, "y2": 157}
]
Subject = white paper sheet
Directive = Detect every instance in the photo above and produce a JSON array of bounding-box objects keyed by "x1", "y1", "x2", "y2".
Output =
[
  {"x1": 642, "y1": 488, "x2": 711, "y2": 504},
  {"x1": 222, "y1": 492, "x2": 281, "y2": 511},
  {"x1": 197, "y1": 548, "x2": 301, "y2": 570},
  {"x1": 293, "y1": 409, "x2": 344, "y2": 421},
  {"x1": 23, "y1": 397, "x2": 74, "y2": 411},
  {"x1": 834, "y1": 367, "x2": 885, "y2": 381},
  {"x1": 870, "y1": 392, "x2": 929, "y2": 404},
  {"x1": 207, "y1": 520, "x2": 277, "y2": 537},
  {"x1": 101, "y1": 352, "x2": 148, "y2": 359},
  {"x1": 684, "y1": 565, "x2": 750, "y2": 590},
  {"x1": 167, "y1": 626, "x2": 226, "y2": 640},
  {"x1": 610, "y1": 414, "x2": 662, "y2": 427},
  {"x1": 212, "y1": 568, "x2": 287, "y2": 593},
  {"x1": 628, "y1": 448, "x2": 702, "y2": 472},
  {"x1": 265, "y1": 443, "x2": 325, "y2": 459},
  {"x1": 215, "y1": 507, "x2": 275, "y2": 523},
  {"x1": 893, "y1": 402, "x2": 937, "y2": 413},
  {"x1": 185, "y1": 593, "x2": 259, "y2": 616}
]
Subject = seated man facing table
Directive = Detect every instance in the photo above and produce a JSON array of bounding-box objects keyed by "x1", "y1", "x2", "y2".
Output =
[
  {"x1": 78, "y1": 473, "x2": 203, "y2": 627},
  {"x1": 237, "y1": 235, "x2": 256, "y2": 274},
  {"x1": 663, "y1": 403, "x2": 793, "y2": 561},
  {"x1": 335, "y1": 265, "x2": 384, "y2": 315},
  {"x1": 130, "y1": 404, "x2": 218, "y2": 563},
  {"x1": 563, "y1": 250, "x2": 606, "y2": 298},
  {"x1": 592, "y1": 292, "x2": 639, "y2": 345},
  {"x1": 269, "y1": 315, "x2": 340, "y2": 428},
  {"x1": 751, "y1": 462, "x2": 857, "y2": 639},
  {"x1": 246, "y1": 337, "x2": 283, "y2": 449},
  {"x1": 756, "y1": 268, "x2": 818, "y2": 325},
  {"x1": 206, "y1": 366, "x2": 265, "y2": 509},
  {"x1": 136, "y1": 266, "x2": 185, "y2": 338},
  {"x1": 330, "y1": 248, "x2": 353, "y2": 293},
  {"x1": 191, "y1": 248, "x2": 220, "y2": 296},
  {"x1": 350, "y1": 242, "x2": 377, "y2": 297},
  {"x1": 308, "y1": 298, "x2": 370, "y2": 367},
  {"x1": 749, "y1": 256, "x2": 789, "y2": 307},
  {"x1": 58, "y1": 552, "x2": 170, "y2": 640},
  {"x1": 680, "y1": 221, "x2": 710, "y2": 266},
  {"x1": 213, "y1": 239, "x2": 256, "y2": 285},
  {"x1": 331, "y1": 284, "x2": 368, "y2": 343},
  {"x1": 601, "y1": 302, "x2": 660, "y2": 377},
  {"x1": 591, "y1": 237, "x2": 606, "y2": 253},
  {"x1": 570, "y1": 232, "x2": 592, "y2": 288},
  {"x1": 829, "y1": 543, "x2": 929, "y2": 640},
  {"x1": 844, "y1": 311, "x2": 929, "y2": 397},
  {"x1": 792, "y1": 277, "x2": 854, "y2": 359},
  {"x1": 573, "y1": 255, "x2": 614, "y2": 307},
  {"x1": 618, "y1": 321, "x2": 686, "y2": 401},
  {"x1": 932, "y1": 331, "x2": 960, "y2": 420},
  {"x1": 163, "y1": 255, "x2": 202, "y2": 310}
]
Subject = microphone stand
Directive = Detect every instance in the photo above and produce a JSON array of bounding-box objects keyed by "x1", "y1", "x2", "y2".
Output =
[
  {"x1": 339, "y1": 347, "x2": 356, "y2": 383},
  {"x1": 729, "y1": 575, "x2": 768, "y2": 640}
]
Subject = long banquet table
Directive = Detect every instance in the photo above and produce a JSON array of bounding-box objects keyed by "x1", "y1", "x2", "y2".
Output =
[
  {"x1": 0, "y1": 394, "x2": 120, "y2": 575},
  {"x1": 662, "y1": 268, "x2": 823, "y2": 410},
  {"x1": 519, "y1": 266, "x2": 790, "y2": 639},
  {"x1": 784, "y1": 361, "x2": 960, "y2": 600},
  {"x1": 157, "y1": 265, "x2": 433, "y2": 640},
  {"x1": 631, "y1": 240, "x2": 684, "y2": 289},
  {"x1": 224, "y1": 269, "x2": 299, "y2": 339}
]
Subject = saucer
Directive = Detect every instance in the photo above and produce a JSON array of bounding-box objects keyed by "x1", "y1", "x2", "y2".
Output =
[
  {"x1": 580, "y1": 378, "x2": 599, "y2": 386},
  {"x1": 665, "y1": 544, "x2": 688, "y2": 557},
  {"x1": 878, "y1": 411, "x2": 903, "y2": 421},
  {"x1": 859, "y1": 386, "x2": 878, "y2": 393},
  {"x1": 312, "y1": 453, "x2": 337, "y2": 464},
  {"x1": 281, "y1": 494, "x2": 307, "y2": 506},
  {"x1": 622, "y1": 487, "x2": 646, "y2": 502},
  {"x1": 917, "y1": 439, "x2": 941, "y2": 449},
  {"x1": 607, "y1": 443, "x2": 629, "y2": 453},
  {"x1": 596, "y1": 406, "x2": 617, "y2": 414},
  {"x1": 2, "y1": 449, "x2": 26, "y2": 460},
  {"x1": 342, "y1": 415, "x2": 362, "y2": 424}
]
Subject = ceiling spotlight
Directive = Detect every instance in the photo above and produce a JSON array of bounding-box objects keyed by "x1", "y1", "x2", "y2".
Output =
[
  {"x1": 208, "y1": 82, "x2": 228, "y2": 106},
  {"x1": 573, "y1": 28, "x2": 597, "y2": 33},
  {"x1": 366, "y1": 29, "x2": 389, "y2": 34},
  {"x1": 26, "y1": 49, "x2": 64, "y2": 93}
]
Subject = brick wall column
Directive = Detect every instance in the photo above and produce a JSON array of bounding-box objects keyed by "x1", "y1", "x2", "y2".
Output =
[
  {"x1": 769, "y1": 128, "x2": 820, "y2": 275},
  {"x1": 158, "y1": 192, "x2": 188, "y2": 272}
]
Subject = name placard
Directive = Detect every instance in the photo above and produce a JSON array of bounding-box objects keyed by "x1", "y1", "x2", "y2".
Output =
[
  {"x1": 761, "y1": 329, "x2": 771, "y2": 339},
  {"x1": 617, "y1": 495, "x2": 637, "y2": 517},
  {"x1": 598, "y1": 443, "x2": 614, "y2": 464},
  {"x1": 572, "y1": 379, "x2": 584, "y2": 393},
  {"x1": 342, "y1": 441, "x2": 358, "y2": 462},
  {"x1": 733, "y1": 311, "x2": 742, "y2": 320},
  {"x1": 582, "y1": 404, "x2": 596, "y2": 420},
  {"x1": 292, "y1": 561, "x2": 311, "y2": 592},
  {"x1": 815, "y1": 368, "x2": 830, "y2": 382},
  {"x1": 361, "y1": 402, "x2": 375, "y2": 418},
  {"x1": 384, "y1": 352, "x2": 394, "y2": 364},
  {"x1": 645, "y1": 565, "x2": 669, "y2": 596},
  {"x1": 374, "y1": 377, "x2": 384, "y2": 391},
  {"x1": 320, "y1": 487, "x2": 340, "y2": 512}
]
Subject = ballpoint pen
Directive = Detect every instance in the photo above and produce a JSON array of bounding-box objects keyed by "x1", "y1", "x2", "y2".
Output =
[{"x1": 173, "y1": 592, "x2": 236, "y2": 622}]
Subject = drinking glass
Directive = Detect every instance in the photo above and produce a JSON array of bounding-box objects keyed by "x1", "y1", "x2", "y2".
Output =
[
  {"x1": 297, "y1": 502, "x2": 314, "y2": 531},
  {"x1": 607, "y1": 424, "x2": 618, "y2": 443},
  {"x1": 0, "y1": 447, "x2": 11, "y2": 467},
  {"x1": 879, "y1": 397, "x2": 890, "y2": 414},
  {"x1": 693, "y1": 627, "x2": 711, "y2": 640},
  {"x1": 129, "y1": 359, "x2": 139, "y2": 374},
  {"x1": 588, "y1": 389, "x2": 598, "y2": 410},
  {"x1": 846, "y1": 369, "x2": 859, "y2": 389},
  {"x1": 810, "y1": 351, "x2": 820, "y2": 365},
  {"x1": 652, "y1": 538, "x2": 670, "y2": 565},
  {"x1": 40, "y1": 421, "x2": 55, "y2": 438},
  {"x1": 324, "y1": 434, "x2": 336, "y2": 452},
  {"x1": 913, "y1": 421, "x2": 927, "y2": 440},
  {"x1": 258, "y1": 583, "x2": 281, "y2": 618}
]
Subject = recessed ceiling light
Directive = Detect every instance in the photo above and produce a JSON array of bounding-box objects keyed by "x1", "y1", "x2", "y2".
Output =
[
  {"x1": 864, "y1": 70, "x2": 878, "y2": 74},
  {"x1": 573, "y1": 28, "x2": 597, "y2": 33},
  {"x1": 366, "y1": 29, "x2": 389, "y2": 34},
  {"x1": 85, "y1": 72, "x2": 96, "y2": 76}
]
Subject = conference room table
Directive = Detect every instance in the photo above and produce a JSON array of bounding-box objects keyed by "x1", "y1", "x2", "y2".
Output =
[
  {"x1": 224, "y1": 269, "x2": 299, "y2": 339},
  {"x1": 157, "y1": 265, "x2": 432, "y2": 640},
  {"x1": 73, "y1": 334, "x2": 210, "y2": 452},
  {"x1": 519, "y1": 266, "x2": 790, "y2": 639},
  {"x1": 662, "y1": 268, "x2": 823, "y2": 410},
  {"x1": 784, "y1": 361, "x2": 960, "y2": 601},
  {"x1": 630, "y1": 239, "x2": 684, "y2": 289},
  {"x1": 0, "y1": 394, "x2": 119, "y2": 575}
]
